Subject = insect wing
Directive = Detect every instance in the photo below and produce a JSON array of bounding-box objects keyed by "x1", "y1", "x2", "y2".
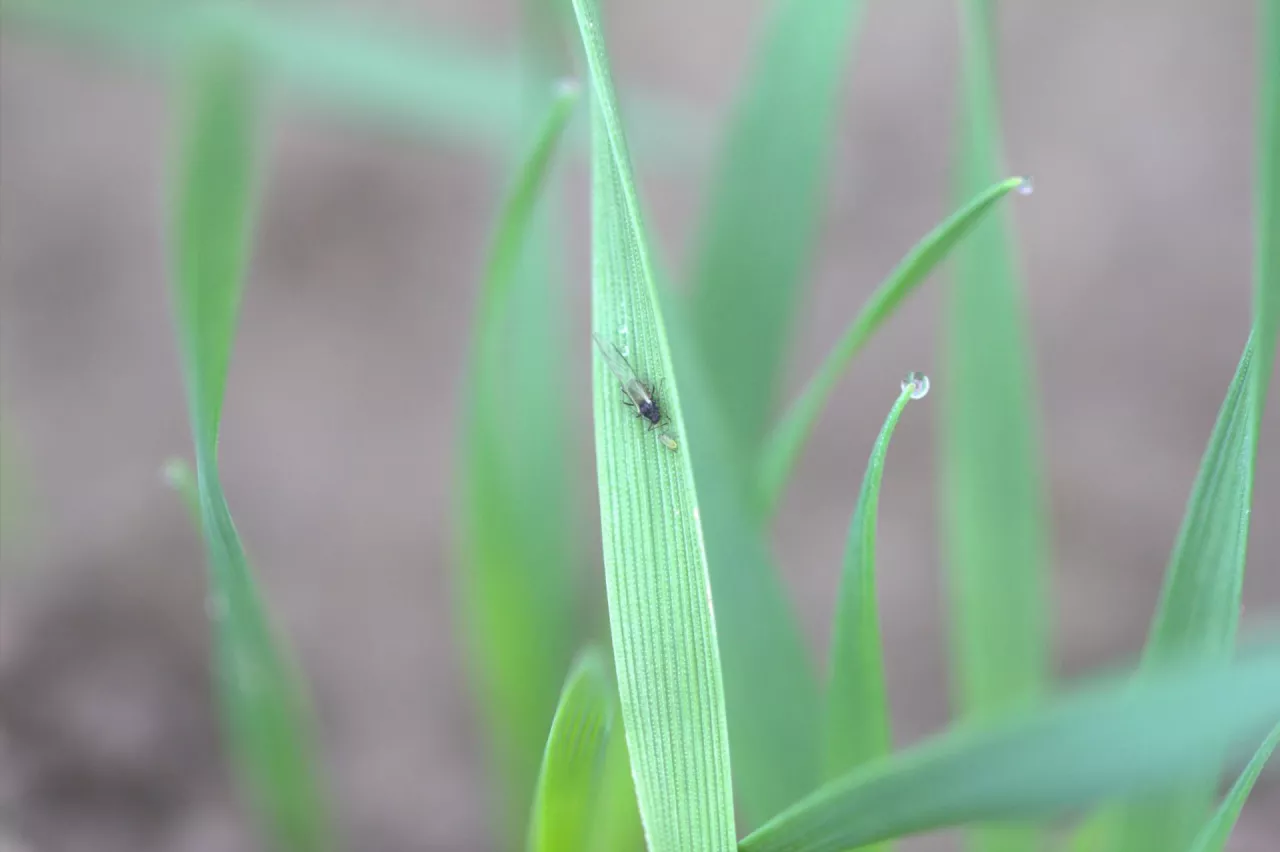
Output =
[{"x1": 593, "y1": 334, "x2": 654, "y2": 409}]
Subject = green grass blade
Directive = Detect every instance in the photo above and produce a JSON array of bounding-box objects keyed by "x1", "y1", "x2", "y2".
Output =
[
  {"x1": 170, "y1": 38, "x2": 334, "y2": 851},
  {"x1": 739, "y1": 648, "x2": 1280, "y2": 852},
  {"x1": 1114, "y1": 334, "x2": 1262, "y2": 852},
  {"x1": 689, "y1": 0, "x2": 868, "y2": 453},
  {"x1": 456, "y1": 81, "x2": 581, "y2": 850},
  {"x1": 760, "y1": 177, "x2": 1027, "y2": 511},
  {"x1": 824, "y1": 376, "x2": 925, "y2": 790},
  {"x1": 1117, "y1": 4, "x2": 1280, "y2": 849},
  {"x1": 1186, "y1": 721, "x2": 1280, "y2": 852},
  {"x1": 527, "y1": 648, "x2": 614, "y2": 852},
  {"x1": 1, "y1": 0, "x2": 707, "y2": 164},
  {"x1": 945, "y1": 6, "x2": 1049, "y2": 850},
  {"x1": 571, "y1": 1, "x2": 736, "y2": 849}
]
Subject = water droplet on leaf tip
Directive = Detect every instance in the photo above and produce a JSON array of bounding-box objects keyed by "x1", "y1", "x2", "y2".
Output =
[
  {"x1": 1016, "y1": 177, "x2": 1034, "y2": 196},
  {"x1": 902, "y1": 372, "x2": 930, "y2": 400}
]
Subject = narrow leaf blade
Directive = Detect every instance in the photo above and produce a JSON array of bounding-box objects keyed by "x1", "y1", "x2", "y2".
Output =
[
  {"x1": 527, "y1": 648, "x2": 614, "y2": 852},
  {"x1": 825, "y1": 378, "x2": 923, "y2": 783},
  {"x1": 689, "y1": 0, "x2": 868, "y2": 452},
  {"x1": 571, "y1": 2, "x2": 737, "y2": 850},
  {"x1": 945, "y1": 7, "x2": 1050, "y2": 851},
  {"x1": 741, "y1": 648, "x2": 1280, "y2": 852},
  {"x1": 456, "y1": 82, "x2": 581, "y2": 849},
  {"x1": 1186, "y1": 721, "x2": 1280, "y2": 852},
  {"x1": 1118, "y1": 1, "x2": 1280, "y2": 846},
  {"x1": 170, "y1": 39, "x2": 334, "y2": 851},
  {"x1": 761, "y1": 177, "x2": 1026, "y2": 510}
]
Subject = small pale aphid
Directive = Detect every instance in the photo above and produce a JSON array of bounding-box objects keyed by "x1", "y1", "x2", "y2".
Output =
[{"x1": 657, "y1": 432, "x2": 678, "y2": 452}]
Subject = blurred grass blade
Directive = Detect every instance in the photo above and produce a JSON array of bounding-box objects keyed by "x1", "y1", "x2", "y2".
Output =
[
  {"x1": 760, "y1": 177, "x2": 1027, "y2": 511},
  {"x1": 571, "y1": 1, "x2": 736, "y2": 849},
  {"x1": 1118, "y1": 3, "x2": 1280, "y2": 848},
  {"x1": 590, "y1": 704, "x2": 646, "y2": 852},
  {"x1": 1186, "y1": 721, "x2": 1280, "y2": 852},
  {"x1": 689, "y1": 0, "x2": 868, "y2": 453},
  {"x1": 661, "y1": 302, "x2": 823, "y2": 825},
  {"x1": 527, "y1": 648, "x2": 614, "y2": 852},
  {"x1": 170, "y1": 38, "x2": 334, "y2": 851},
  {"x1": 824, "y1": 377, "x2": 924, "y2": 790},
  {"x1": 456, "y1": 81, "x2": 580, "y2": 850},
  {"x1": 739, "y1": 648, "x2": 1280, "y2": 852},
  {"x1": 1115, "y1": 325, "x2": 1261, "y2": 852},
  {"x1": 1, "y1": 0, "x2": 708, "y2": 163},
  {"x1": 945, "y1": 5, "x2": 1049, "y2": 850}
]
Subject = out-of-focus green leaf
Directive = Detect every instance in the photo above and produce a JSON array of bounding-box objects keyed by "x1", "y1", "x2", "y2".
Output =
[
  {"x1": 662, "y1": 294, "x2": 824, "y2": 826},
  {"x1": 689, "y1": 0, "x2": 868, "y2": 454},
  {"x1": 739, "y1": 647, "x2": 1280, "y2": 852},
  {"x1": 589, "y1": 703, "x2": 646, "y2": 852},
  {"x1": 825, "y1": 378, "x2": 923, "y2": 784},
  {"x1": 1117, "y1": 3, "x2": 1280, "y2": 849},
  {"x1": 571, "y1": 0, "x2": 736, "y2": 849},
  {"x1": 945, "y1": 5, "x2": 1049, "y2": 851},
  {"x1": 456, "y1": 82, "x2": 580, "y2": 851},
  {"x1": 526, "y1": 648, "x2": 613, "y2": 852},
  {"x1": 1186, "y1": 721, "x2": 1280, "y2": 852},
  {"x1": 170, "y1": 36, "x2": 334, "y2": 851},
  {"x1": 1115, "y1": 336, "x2": 1261, "y2": 852},
  {"x1": 1, "y1": 0, "x2": 708, "y2": 163},
  {"x1": 760, "y1": 177, "x2": 1026, "y2": 512}
]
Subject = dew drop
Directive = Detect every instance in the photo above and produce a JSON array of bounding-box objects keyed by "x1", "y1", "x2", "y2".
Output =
[
  {"x1": 1016, "y1": 176, "x2": 1034, "y2": 196},
  {"x1": 902, "y1": 371, "x2": 930, "y2": 400}
]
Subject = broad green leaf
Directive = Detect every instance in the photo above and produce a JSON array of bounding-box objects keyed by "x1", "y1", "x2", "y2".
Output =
[
  {"x1": 1071, "y1": 5, "x2": 1280, "y2": 851},
  {"x1": 824, "y1": 377, "x2": 925, "y2": 787},
  {"x1": 571, "y1": 1, "x2": 736, "y2": 849},
  {"x1": 739, "y1": 647, "x2": 1280, "y2": 852},
  {"x1": 1186, "y1": 721, "x2": 1280, "y2": 852},
  {"x1": 944, "y1": 5, "x2": 1049, "y2": 851},
  {"x1": 760, "y1": 177, "x2": 1027, "y2": 512},
  {"x1": 690, "y1": 0, "x2": 868, "y2": 453},
  {"x1": 170, "y1": 38, "x2": 334, "y2": 851},
  {"x1": 527, "y1": 648, "x2": 614, "y2": 852},
  {"x1": 1, "y1": 0, "x2": 707, "y2": 164},
  {"x1": 456, "y1": 82, "x2": 581, "y2": 850}
]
